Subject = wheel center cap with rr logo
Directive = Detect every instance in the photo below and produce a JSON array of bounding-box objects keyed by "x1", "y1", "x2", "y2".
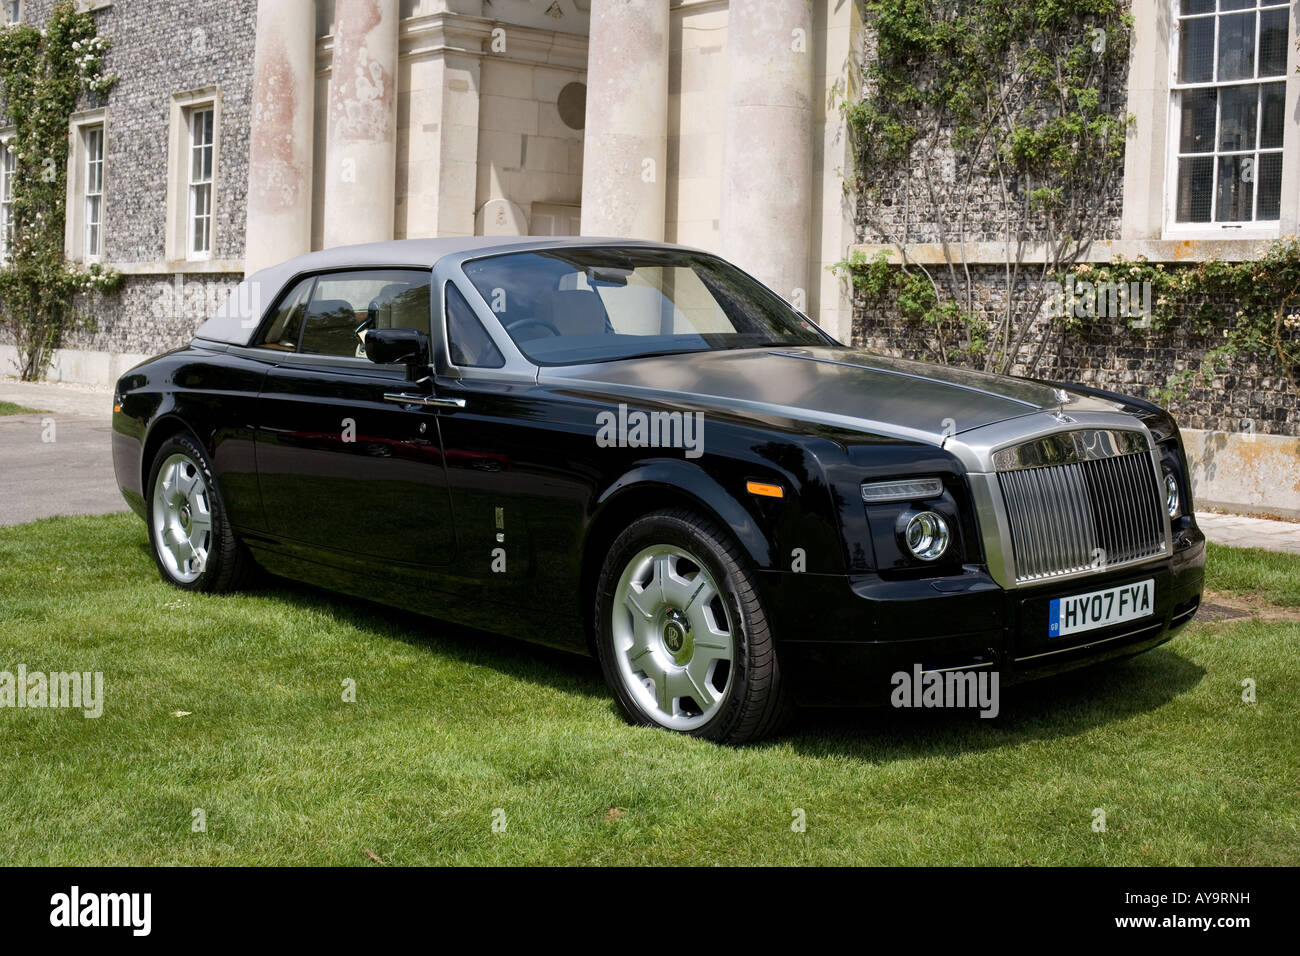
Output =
[{"x1": 660, "y1": 608, "x2": 693, "y2": 665}]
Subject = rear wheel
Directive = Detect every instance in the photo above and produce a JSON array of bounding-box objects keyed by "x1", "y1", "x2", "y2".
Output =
[
  {"x1": 594, "y1": 508, "x2": 791, "y2": 744},
  {"x1": 146, "y1": 433, "x2": 249, "y2": 592}
]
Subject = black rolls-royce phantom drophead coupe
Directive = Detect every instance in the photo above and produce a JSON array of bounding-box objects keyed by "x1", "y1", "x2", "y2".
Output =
[{"x1": 112, "y1": 237, "x2": 1205, "y2": 743}]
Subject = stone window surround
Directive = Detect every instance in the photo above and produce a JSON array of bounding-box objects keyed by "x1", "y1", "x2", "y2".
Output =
[
  {"x1": 853, "y1": 0, "x2": 1300, "y2": 266},
  {"x1": 1121, "y1": 0, "x2": 1299, "y2": 253},
  {"x1": 1153, "y1": 0, "x2": 1294, "y2": 241},
  {"x1": 164, "y1": 86, "x2": 222, "y2": 267},
  {"x1": 64, "y1": 107, "x2": 107, "y2": 265}
]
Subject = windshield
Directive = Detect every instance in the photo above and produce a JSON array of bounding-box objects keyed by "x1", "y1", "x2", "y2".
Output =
[{"x1": 460, "y1": 247, "x2": 834, "y2": 365}]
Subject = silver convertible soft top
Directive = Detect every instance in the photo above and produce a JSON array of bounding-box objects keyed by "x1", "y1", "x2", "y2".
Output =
[{"x1": 193, "y1": 235, "x2": 673, "y2": 347}]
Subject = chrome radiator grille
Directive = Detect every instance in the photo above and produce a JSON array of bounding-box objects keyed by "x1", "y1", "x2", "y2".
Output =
[{"x1": 995, "y1": 434, "x2": 1168, "y2": 584}]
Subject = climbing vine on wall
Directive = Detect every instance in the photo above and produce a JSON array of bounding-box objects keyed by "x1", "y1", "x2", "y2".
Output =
[
  {"x1": 1083, "y1": 240, "x2": 1300, "y2": 401},
  {"x1": 836, "y1": 0, "x2": 1299, "y2": 397},
  {"x1": 0, "y1": 1, "x2": 121, "y2": 381},
  {"x1": 836, "y1": 0, "x2": 1133, "y2": 376},
  {"x1": 840, "y1": 237, "x2": 1300, "y2": 399}
]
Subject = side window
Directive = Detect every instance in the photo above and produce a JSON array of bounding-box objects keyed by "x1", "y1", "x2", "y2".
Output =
[
  {"x1": 298, "y1": 269, "x2": 432, "y2": 358},
  {"x1": 257, "y1": 277, "x2": 314, "y2": 351},
  {"x1": 446, "y1": 284, "x2": 505, "y2": 369}
]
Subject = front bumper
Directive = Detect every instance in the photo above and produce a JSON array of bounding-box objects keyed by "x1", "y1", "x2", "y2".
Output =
[{"x1": 764, "y1": 527, "x2": 1206, "y2": 707}]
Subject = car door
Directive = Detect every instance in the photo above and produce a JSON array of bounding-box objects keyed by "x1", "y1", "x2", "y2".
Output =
[
  {"x1": 422, "y1": 274, "x2": 606, "y2": 650},
  {"x1": 252, "y1": 268, "x2": 456, "y2": 570}
]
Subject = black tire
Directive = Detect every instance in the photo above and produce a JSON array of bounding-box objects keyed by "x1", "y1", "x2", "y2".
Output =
[
  {"x1": 145, "y1": 432, "x2": 250, "y2": 593},
  {"x1": 594, "y1": 507, "x2": 792, "y2": 744}
]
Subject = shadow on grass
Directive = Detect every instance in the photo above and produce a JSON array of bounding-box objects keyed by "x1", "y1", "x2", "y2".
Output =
[
  {"x1": 232, "y1": 569, "x2": 607, "y2": 703},
  {"x1": 782, "y1": 647, "x2": 1204, "y2": 762},
  {"x1": 133, "y1": 539, "x2": 1205, "y2": 757}
]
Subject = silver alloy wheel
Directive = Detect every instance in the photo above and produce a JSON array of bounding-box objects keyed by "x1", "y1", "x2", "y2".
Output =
[
  {"x1": 151, "y1": 453, "x2": 213, "y2": 584},
  {"x1": 611, "y1": 544, "x2": 735, "y2": 731}
]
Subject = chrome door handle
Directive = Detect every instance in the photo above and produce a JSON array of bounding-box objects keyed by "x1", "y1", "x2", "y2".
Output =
[{"x1": 383, "y1": 392, "x2": 467, "y2": 409}]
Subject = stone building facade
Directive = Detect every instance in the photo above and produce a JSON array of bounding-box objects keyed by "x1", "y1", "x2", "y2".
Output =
[
  {"x1": 1, "y1": 0, "x2": 257, "y2": 373},
  {"x1": 0, "y1": 0, "x2": 861, "y2": 385}
]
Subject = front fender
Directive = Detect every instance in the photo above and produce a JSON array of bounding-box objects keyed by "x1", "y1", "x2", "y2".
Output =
[{"x1": 592, "y1": 459, "x2": 776, "y2": 570}]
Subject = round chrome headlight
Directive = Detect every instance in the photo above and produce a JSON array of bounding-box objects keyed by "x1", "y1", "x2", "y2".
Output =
[
  {"x1": 1163, "y1": 471, "x2": 1181, "y2": 518},
  {"x1": 902, "y1": 510, "x2": 950, "y2": 562}
]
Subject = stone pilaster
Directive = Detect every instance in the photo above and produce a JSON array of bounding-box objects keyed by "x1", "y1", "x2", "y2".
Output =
[
  {"x1": 323, "y1": 0, "x2": 400, "y2": 248},
  {"x1": 245, "y1": 0, "x2": 318, "y2": 274},
  {"x1": 721, "y1": 0, "x2": 814, "y2": 306},
  {"x1": 580, "y1": 0, "x2": 669, "y2": 240}
]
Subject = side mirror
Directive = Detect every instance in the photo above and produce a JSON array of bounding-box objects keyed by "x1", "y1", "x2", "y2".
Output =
[{"x1": 364, "y1": 328, "x2": 430, "y2": 382}]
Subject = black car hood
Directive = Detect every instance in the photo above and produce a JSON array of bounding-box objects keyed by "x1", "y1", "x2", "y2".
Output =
[{"x1": 539, "y1": 347, "x2": 1122, "y2": 443}]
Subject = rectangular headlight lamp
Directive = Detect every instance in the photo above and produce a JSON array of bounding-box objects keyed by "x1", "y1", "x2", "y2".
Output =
[{"x1": 860, "y1": 478, "x2": 944, "y2": 503}]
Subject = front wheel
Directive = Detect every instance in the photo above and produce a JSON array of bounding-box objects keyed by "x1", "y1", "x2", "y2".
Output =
[
  {"x1": 594, "y1": 508, "x2": 791, "y2": 744},
  {"x1": 146, "y1": 432, "x2": 250, "y2": 592}
]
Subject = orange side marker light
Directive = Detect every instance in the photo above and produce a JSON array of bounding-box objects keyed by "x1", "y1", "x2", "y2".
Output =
[{"x1": 746, "y1": 481, "x2": 784, "y2": 499}]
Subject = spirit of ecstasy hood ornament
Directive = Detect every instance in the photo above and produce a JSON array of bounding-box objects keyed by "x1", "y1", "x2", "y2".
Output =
[{"x1": 1053, "y1": 387, "x2": 1075, "y2": 424}]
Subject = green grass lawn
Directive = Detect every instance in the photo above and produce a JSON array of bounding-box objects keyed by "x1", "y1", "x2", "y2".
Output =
[
  {"x1": 1205, "y1": 541, "x2": 1300, "y2": 607},
  {"x1": 1, "y1": 513, "x2": 1296, "y2": 865},
  {"x1": 0, "y1": 400, "x2": 46, "y2": 416}
]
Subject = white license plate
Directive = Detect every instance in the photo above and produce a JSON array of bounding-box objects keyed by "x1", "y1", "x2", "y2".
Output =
[{"x1": 1049, "y1": 579, "x2": 1155, "y2": 638}]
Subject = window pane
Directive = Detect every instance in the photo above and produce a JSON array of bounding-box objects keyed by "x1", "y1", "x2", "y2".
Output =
[
  {"x1": 1218, "y1": 0, "x2": 1255, "y2": 10},
  {"x1": 301, "y1": 270, "x2": 432, "y2": 357},
  {"x1": 1256, "y1": 152, "x2": 1282, "y2": 219},
  {"x1": 1260, "y1": 82, "x2": 1285, "y2": 148},
  {"x1": 194, "y1": 109, "x2": 213, "y2": 146},
  {"x1": 1177, "y1": 156, "x2": 1214, "y2": 222},
  {"x1": 446, "y1": 284, "x2": 505, "y2": 368},
  {"x1": 1179, "y1": 16, "x2": 1215, "y2": 83},
  {"x1": 1215, "y1": 155, "x2": 1255, "y2": 221},
  {"x1": 1217, "y1": 12, "x2": 1256, "y2": 81},
  {"x1": 191, "y1": 182, "x2": 211, "y2": 254},
  {"x1": 1180, "y1": 0, "x2": 1214, "y2": 12},
  {"x1": 464, "y1": 250, "x2": 829, "y2": 366},
  {"x1": 192, "y1": 144, "x2": 205, "y2": 182},
  {"x1": 259, "y1": 277, "x2": 315, "y2": 350},
  {"x1": 1180, "y1": 88, "x2": 1217, "y2": 152},
  {"x1": 1259, "y1": 7, "x2": 1289, "y2": 76},
  {"x1": 190, "y1": 109, "x2": 214, "y2": 183},
  {"x1": 1218, "y1": 84, "x2": 1258, "y2": 151}
]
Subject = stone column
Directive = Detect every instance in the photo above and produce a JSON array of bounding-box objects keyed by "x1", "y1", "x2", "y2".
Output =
[
  {"x1": 323, "y1": 0, "x2": 400, "y2": 249},
  {"x1": 811, "y1": 0, "x2": 865, "y2": 342},
  {"x1": 1119, "y1": 0, "x2": 1170, "y2": 241},
  {"x1": 580, "y1": 0, "x2": 669, "y2": 240},
  {"x1": 245, "y1": 0, "x2": 317, "y2": 274},
  {"x1": 721, "y1": 0, "x2": 814, "y2": 306}
]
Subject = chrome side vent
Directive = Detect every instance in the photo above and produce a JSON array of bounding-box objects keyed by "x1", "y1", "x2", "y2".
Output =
[{"x1": 995, "y1": 430, "x2": 1168, "y2": 584}]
